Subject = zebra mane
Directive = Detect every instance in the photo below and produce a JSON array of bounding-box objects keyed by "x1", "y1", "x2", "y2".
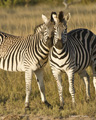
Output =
[{"x1": 34, "y1": 23, "x2": 44, "y2": 34}]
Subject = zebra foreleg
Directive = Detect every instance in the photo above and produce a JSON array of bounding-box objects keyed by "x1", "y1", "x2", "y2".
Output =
[
  {"x1": 25, "y1": 69, "x2": 32, "y2": 109},
  {"x1": 52, "y1": 67, "x2": 64, "y2": 109},
  {"x1": 67, "y1": 70, "x2": 75, "y2": 107},
  {"x1": 34, "y1": 68, "x2": 52, "y2": 108},
  {"x1": 78, "y1": 70, "x2": 90, "y2": 101}
]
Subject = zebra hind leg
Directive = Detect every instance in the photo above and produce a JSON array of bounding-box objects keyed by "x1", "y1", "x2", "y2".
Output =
[
  {"x1": 78, "y1": 70, "x2": 90, "y2": 102},
  {"x1": 91, "y1": 61, "x2": 96, "y2": 99},
  {"x1": 34, "y1": 68, "x2": 52, "y2": 108}
]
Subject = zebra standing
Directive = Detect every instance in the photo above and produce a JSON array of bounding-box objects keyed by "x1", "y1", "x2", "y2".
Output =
[
  {"x1": 50, "y1": 11, "x2": 96, "y2": 109},
  {"x1": 0, "y1": 13, "x2": 56, "y2": 109}
]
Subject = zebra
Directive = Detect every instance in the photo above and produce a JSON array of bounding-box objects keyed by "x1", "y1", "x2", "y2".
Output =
[
  {"x1": 50, "y1": 11, "x2": 96, "y2": 109},
  {"x1": 0, "y1": 13, "x2": 56, "y2": 109}
]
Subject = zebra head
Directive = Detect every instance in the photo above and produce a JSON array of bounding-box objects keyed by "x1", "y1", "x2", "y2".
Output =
[
  {"x1": 40, "y1": 12, "x2": 57, "y2": 48},
  {"x1": 53, "y1": 11, "x2": 71, "y2": 49},
  {"x1": 34, "y1": 12, "x2": 57, "y2": 34}
]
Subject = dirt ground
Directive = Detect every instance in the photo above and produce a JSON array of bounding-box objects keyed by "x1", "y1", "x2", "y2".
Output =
[{"x1": 0, "y1": 115, "x2": 95, "y2": 120}]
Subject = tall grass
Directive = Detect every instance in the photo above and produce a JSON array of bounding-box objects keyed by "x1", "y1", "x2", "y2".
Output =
[{"x1": 0, "y1": 4, "x2": 96, "y2": 119}]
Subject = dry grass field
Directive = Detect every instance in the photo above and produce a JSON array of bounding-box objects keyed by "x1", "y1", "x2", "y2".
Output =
[{"x1": 0, "y1": 4, "x2": 96, "y2": 120}]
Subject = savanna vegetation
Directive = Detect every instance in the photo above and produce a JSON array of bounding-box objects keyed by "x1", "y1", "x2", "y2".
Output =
[
  {"x1": 0, "y1": 0, "x2": 96, "y2": 7},
  {"x1": 0, "y1": 3, "x2": 96, "y2": 120}
]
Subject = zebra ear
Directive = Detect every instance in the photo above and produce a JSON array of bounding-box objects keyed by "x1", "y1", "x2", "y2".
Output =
[
  {"x1": 52, "y1": 14, "x2": 58, "y2": 24},
  {"x1": 42, "y1": 14, "x2": 49, "y2": 24},
  {"x1": 64, "y1": 13, "x2": 71, "y2": 22},
  {"x1": 51, "y1": 12, "x2": 57, "y2": 22}
]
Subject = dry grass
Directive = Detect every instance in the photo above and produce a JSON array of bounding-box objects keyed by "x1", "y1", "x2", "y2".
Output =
[{"x1": 0, "y1": 4, "x2": 96, "y2": 120}]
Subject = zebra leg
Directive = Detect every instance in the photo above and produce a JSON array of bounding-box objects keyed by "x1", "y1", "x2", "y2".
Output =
[
  {"x1": 78, "y1": 70, "x2": 90, "y2": 101},
  {"x1": 34, "y1": 68, "x2": 52, "y2": 108},
  {"x1": 52, "y1": 67, "x2": 64, "y2": 109},
  {"x1": 67, "y1": 70, "x2": 75, "y2": 106},
  {"x1": 25, "y1": 69, "x2": 32, "y2": 109},
  {"x1": 91, "y1": 61, "x2": 96, "y2": 98},
  {"x1": 93, "y1": 76, "x2": 96, "y2": 98}
]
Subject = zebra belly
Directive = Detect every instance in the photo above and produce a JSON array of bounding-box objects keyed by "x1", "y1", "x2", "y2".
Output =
[
  {"x1": 0, "y1": 58, "x2": 25, "y2": 72},
  {"x1": 74, "y1": 61, "x2": 90, "y2": 73}
]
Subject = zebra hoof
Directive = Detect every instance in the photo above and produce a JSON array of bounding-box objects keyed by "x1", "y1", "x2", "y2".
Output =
[
  {"x1": 86, "y1": 98, "x2": 90, "y2": 103},
  {"x1": 44, "y1": 101, "x2": 53, "y2": 109},
  {"x1": 25, "y1": 103, "x2": 30, "y2": 112},
  {"x1": 25, "y1": 106, "x2": 30, "y2": 114},
  {"x1": 59, "y1": 106, "x2": 64, "y2": 110},
  {"x1": 25, "y1": 106, "x2": 30, "y2": 110},
  {"x1": 85, "y1": 96, "x2": 90, "y2": 103}
]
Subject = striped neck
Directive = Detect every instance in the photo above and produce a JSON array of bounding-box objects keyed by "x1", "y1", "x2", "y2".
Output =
[
  {"x1": 34, "y1": 23, "x2": 53, "y2": 49},
  {"x1": 43, "y1": 34, "x2": 53, "y2": 49},
  {"x1": 42, "y1": 28, "x2": 53, "y2": 49}
]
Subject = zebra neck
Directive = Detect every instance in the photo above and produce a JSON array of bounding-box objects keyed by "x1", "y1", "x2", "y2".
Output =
[
  {"x1": 43, "y1": 37, "x2": 53, "y2": 48},
  {"x1": 31, "y1": 31, "x2": 51, "y2": 52},
  {"x1": 41, "y1": 32, "x2": 53, "y2": 49},
  {"x1": 34, "y1": 23, "x2": 45, "y2": 34},
  {"x1": 34, "y1": 33, "x2": 50, "y2": 54},
  {"x1": 38, "y1": 39, "x2": 50, "y2": 53}
]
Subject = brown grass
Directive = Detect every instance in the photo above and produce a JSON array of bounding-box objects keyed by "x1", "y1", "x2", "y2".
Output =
[{"x1": 0, "y1": 4, "x2": 96, "y2": 120}]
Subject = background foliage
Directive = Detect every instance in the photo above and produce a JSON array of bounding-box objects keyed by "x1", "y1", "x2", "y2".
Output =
[{"x1": 0, "y1": 0, "x2": 96, "y2": 7}]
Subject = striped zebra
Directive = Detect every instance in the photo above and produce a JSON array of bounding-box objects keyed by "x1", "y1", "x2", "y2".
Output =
[
  {"x1": 50, "y1": 11, "x2": 96, "y2": 109},
  {"x1": 0, "y1": 13, "x2": 55, "y2": 109}
]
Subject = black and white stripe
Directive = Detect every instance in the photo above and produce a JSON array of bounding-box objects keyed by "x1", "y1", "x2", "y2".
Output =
[
  {"x1": 50, "y1": 11, "x2": 96, "y2": 108},
  {"x1": 0, "y1": 13, "x2": 55, "y2": 109}
]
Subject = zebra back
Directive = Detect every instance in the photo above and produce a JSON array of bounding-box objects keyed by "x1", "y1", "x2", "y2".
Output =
[{"x1": 0, "y1": 31, "x2": 26, "y2": 58}]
